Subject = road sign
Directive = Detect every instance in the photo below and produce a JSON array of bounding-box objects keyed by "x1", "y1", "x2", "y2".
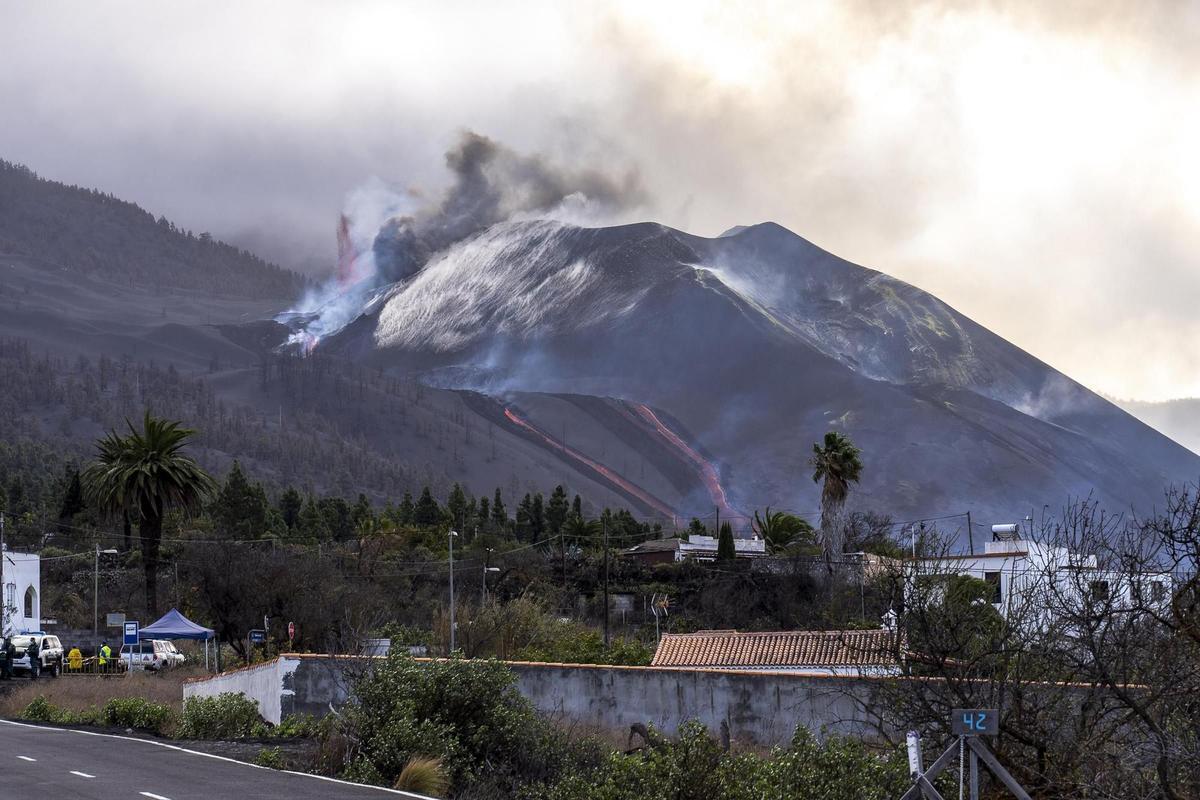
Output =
[
  {"x1": 123, "y1": 620, "x2": 139, "y2": 646},
  {"x1": 951, "y1": 708, "x2": 999, "y2": 736},
  {"x1": 249, "y1": 629, "x2": 266, "y2": 644},
  {"x1": 106, "y1": 612, "x2": 126, "y2": 628}
]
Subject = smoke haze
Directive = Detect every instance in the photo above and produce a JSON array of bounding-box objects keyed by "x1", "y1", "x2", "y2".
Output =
[{"x1": 1, "y1": 0, "x2": 1197, "y2": 400}]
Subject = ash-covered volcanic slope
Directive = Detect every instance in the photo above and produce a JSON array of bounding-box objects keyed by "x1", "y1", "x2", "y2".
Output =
[{"x1": 325, "y1": 219, "x2": 1200, "y2": 528}]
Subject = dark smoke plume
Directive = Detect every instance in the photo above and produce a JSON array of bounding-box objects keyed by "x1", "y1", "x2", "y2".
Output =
[
  {"x1": 280, "y1": 130, "x2": 645, "y2": 348},
  {"x1": 371, "y1": 130, "x2": 646, "y2": 282}
]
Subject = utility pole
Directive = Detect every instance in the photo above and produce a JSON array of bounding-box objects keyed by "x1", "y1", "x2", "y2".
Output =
[
  {"x1": 448, "y1": 530, "x2": 458, "y2": 654},
  {"x1": 714, "y1": 505, "x2": 719, "y2": 538},
  {"x1": 482, "y1": 548, "x2": 497, "y2": 604},
  {"x1": 0, "y1": 512, "x2": 6, "y2": 636},
  {"x1": 603, "y1": 515, "x2": 610, "y2": 648},
  {"x1": 966, "y1": 511, "x2": 974, "y2": 556}
]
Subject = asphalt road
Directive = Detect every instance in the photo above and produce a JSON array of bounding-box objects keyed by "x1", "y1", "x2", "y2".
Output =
[{"x1": 1, "y1": 720, "x2": 431, "y2": 799}]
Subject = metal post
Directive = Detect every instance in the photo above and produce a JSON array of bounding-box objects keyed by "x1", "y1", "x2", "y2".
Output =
[
  {"x1": 603, "y1": 516, "x2": 610, "y2": 648},
  {"x1": 482, "y1": 548, "x2": 491, "y2": 604},
  {"x1": 94, "y1": 545, "x2": 100, "y2": 636},
  {"x1": 0, "y1": 512, "x2": 6, "y2": 636},
  {"x1": 966, "y1": 511, "x2": 975, "y2": 556},
  {"x1": 969, "y1": 749, "x2": 979, "y2": 800},
  {"x1": 448, "y1": 530, "x2": 457, "y2": 654}
]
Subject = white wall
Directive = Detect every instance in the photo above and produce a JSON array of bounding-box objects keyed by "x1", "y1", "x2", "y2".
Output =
[
  {"x1": 182, "y1": 656, "x2": 301, "y2": 725},
  {"x1": 2, "y1": 550, "x2": 40, "y2": 635}
]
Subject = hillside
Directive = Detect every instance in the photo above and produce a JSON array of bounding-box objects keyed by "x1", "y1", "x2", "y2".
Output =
[
  {"x1": 1120, "y1": 398, "x2": 1200, "y2": 456},
  {"x1": 0, "y1": 160, "x2": 303, "y2": 300}
]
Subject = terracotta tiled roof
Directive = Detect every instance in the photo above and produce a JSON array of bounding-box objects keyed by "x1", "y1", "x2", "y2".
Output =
[{"x1": 651, "y1": 629, "x2": 899, "y2": 669}]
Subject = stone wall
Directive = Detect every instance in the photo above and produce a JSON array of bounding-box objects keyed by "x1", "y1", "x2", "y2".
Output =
[{"x1": 184, "y1": 655, "x2": 885, "y2": 745}]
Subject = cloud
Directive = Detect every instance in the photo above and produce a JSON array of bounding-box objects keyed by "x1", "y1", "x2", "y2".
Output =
[{"x1": 0, "y1": 0, "x2": 1196, "y2": 400}]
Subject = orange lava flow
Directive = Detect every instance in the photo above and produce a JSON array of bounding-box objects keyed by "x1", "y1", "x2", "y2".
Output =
[
  {"x1": 503, "y1": 408, "x2": 676, "y2": 519},
  {"x1": 630, "y1": 403, "x2": 735, "y2": 518}
]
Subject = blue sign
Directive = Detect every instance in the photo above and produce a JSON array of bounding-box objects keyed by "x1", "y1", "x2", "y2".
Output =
[
  {"x1": 123, "y1": 620, "x2": 139, "y2": 646},
  {"x1": 951, "y1": 708, "x2": 998, "y2": 736},
  {"x1": 249, "y1": 629, "x2": 266, "y2": 644}
]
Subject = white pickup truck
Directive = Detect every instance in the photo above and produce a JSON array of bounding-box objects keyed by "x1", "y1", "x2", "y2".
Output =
[{"x1": 120, "y1": 639, "x2": 181, "y2": 671}]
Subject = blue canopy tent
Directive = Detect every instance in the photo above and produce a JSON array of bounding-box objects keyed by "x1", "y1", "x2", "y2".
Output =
[{"x1": 138, "y1": 608, "x2": 216, "y2": 670}]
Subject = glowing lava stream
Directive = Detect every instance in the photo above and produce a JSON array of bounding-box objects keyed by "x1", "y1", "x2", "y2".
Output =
[
  {"x1": 503, "y1": 408, "x2": 676, "y2": 519},
  {"x1": 629, "y1": 403, "x2": 737, "y2": 519}
]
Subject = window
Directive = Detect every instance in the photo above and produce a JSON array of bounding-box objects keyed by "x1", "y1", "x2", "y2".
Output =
[
  {"x1": 984, "y1": 572, "x2": 1003, "y2": 604},
  {"x1": 1151, "y1": 582, "x2": 1167, "y2": 603},
  {"x1": 1089, "y1": 581, "x2": 1111, "y2": 604},
  {"x1": 23, "y1": 586, "x2": 36, "y2": 620}
]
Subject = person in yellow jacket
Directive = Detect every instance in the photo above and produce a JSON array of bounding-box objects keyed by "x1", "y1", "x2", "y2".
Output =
[{"x1": 67, "y1": 646, "x2": 83, "y2": 671}]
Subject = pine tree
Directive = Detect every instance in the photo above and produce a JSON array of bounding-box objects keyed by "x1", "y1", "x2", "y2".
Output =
[
  {"x1": 491, "y1": 488, "x2": 507, "y2": 530},
  {"x1": 717, "y1": 521, "x2": 736, "y2": 561},
  {"x1": 398, "y1": 491, "x2": 415, "y2": 525},
  {"x1": 320, "y1": 496, "x2": 354, "y2": 541},
  {"x1": 296, "y1": 495, "x2": 329, "y2": 542},
  {"x1": 278, "y1": 487, "x2": 302, "y2": 530},
  {"x1": 58, "y1": 468, "x2": 85, "y2": 524},
  {"x1": 447, "y1": 483, "x2": 468, "y2": 530},
  {"x1": 413, "y1": 486, "x2": 440, "y2": 526},
  {"x1": 515, "y1": 493, "x2": 533, "y2": 540},
  {"x1": 351, "y1": 493, "x2": 373, "y2": 531},
  {"x1": 212, "y1": 461, "x2": 269, "y2": 539},
  {"x1": 530, "y1": 492, "x2": 545, "y2": 539},
  {"x1": 546, "y1": 485, "x2": 569, "y2": 536},
  {"x1": 571, "y1": 494, "x2": 582, "y2": 521},
  {"x1": 478, "y1": 497, "x2": 491, "y2": 532}
]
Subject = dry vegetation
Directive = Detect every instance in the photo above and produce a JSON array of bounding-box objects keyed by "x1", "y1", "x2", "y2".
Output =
[{"x1": 0, "y1": 668, "x2": 203, "y2": 720}]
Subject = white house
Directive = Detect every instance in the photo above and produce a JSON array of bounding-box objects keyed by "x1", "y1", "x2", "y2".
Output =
[
  {"x1": 912, "y1": 531, "x2": 1172, "y2": 625},
  {"x1": 623, "y1": 534, "x2": 767, "y2": 564},
  {"x1": 1, "y1": 547, "x2": 41, "y2": 635}
]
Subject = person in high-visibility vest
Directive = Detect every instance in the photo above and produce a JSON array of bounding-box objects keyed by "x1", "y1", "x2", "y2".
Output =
[{"x1": 98, "y1": 641, "x2": 112, "y2": 670}]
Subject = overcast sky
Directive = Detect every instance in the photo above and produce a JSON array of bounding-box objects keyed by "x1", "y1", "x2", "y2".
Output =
[{"x1": 1, "y1": 1, "x2": 1197, "y2": 401}]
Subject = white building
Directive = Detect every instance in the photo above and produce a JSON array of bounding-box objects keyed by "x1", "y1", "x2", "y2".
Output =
[
  {"x1": 623, "y1": 534, "x2": 766, "y2": 564},
  {"x1": 1, "y1": 547, "x2": 41, "y2": 635},
  {"x1": 912, "y1": 532, "x2": 1171, "y2": 625}
]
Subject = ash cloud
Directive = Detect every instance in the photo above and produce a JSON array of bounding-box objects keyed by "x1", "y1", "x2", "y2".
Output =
[
  {"x1": 372, "y1": 130, "x2": 644, "y2": 283},
  {"x1": 281, "y1": 130, "x2": 646, "y2": 346}
]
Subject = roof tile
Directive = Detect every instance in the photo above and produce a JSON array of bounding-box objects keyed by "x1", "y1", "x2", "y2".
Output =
[{"x1": 650, "y1": 629, "x2": 898, "y2": 669}]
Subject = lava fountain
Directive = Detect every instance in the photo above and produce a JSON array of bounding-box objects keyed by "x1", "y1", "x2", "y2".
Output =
[{"x1": 503, "y1": 407, "x2": 676, "y2": 519}]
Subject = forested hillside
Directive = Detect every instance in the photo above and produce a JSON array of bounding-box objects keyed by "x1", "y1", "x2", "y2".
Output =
[{"x1": 0, "y1": 160, "x2": 303, "y2": 299}]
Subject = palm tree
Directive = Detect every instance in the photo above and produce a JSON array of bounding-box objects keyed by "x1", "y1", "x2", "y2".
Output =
[
  {"x1": 752, "y1": 507, "x2": 815, "y2": 555},
  {"x1": 83, "y1": 412, "x2": 216, "y2": 615},
  {"x1": 809, "y1": 431, "x2": 864, "y2": 566}
]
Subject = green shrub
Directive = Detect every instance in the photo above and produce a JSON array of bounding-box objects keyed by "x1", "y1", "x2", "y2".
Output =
[
  {"x1": 545, "y1": 723, "x2": 910, "y2": 800},
  {"x1": 22, "y1": 695, "x2": 71, "y2": 724},
  {"x1": 101, "y1": 697, "x2": 175, "y2": 735},
  {"x1": 177, "y1": 692, "x2": 267, "y2": 740},
  {"x1": 254, "y1": 746, "x2": 285, "y2": 769},
  {"x1": 338, "y1": 653, "x2": 571, "y2": 795},
  {"x1": 273, "y1": 712, "x2": 329, "y2": 739}
]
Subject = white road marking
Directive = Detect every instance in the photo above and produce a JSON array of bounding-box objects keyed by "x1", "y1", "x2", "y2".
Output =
[
  {"x1": 140, "y1": 793, "x2": 172, "y2": 800},
  {"x1": 70, "y1": 770, "x2": 96, "y2": 778},
  {"x1": 18, "y1": 755, "x2": 36, "y2": 761},
  {"x1": 0, "y1": 719, "x2": 433, "y2": 798}
]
